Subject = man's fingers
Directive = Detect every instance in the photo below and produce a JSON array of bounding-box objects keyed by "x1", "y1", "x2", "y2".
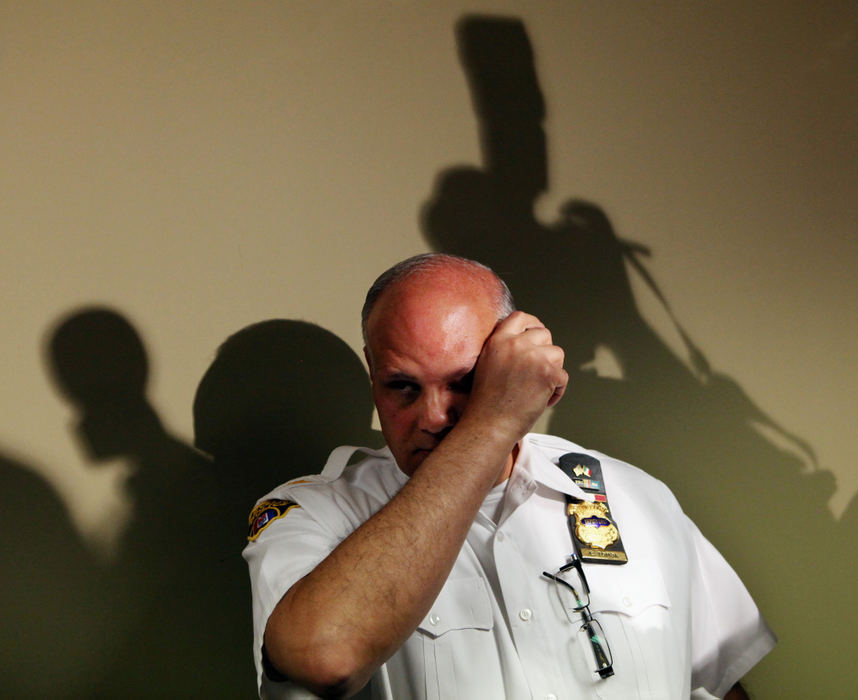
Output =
[
  {"x1": 520, "y1": 326, "x2": 553, "y2": 345},
  {"x1": 496, "y1": 310, "x2": 545, "y2": 336},
  {"x1": 494, "y1": 312, "x2": 556, "y2": 348},
  {"x1": 547, "y1": 368, "x2": 568, "y2": 408},
  {"x1": 544, "y1": 346, "x2": 567, "y2": 408},
  {"x1": 477, "y1": 308, "x2": 567, "y2": 422}
]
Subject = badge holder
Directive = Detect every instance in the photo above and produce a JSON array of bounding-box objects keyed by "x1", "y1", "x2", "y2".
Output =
[{"x1": 558, "y1": 453, "x2": 628, "y2": 564}]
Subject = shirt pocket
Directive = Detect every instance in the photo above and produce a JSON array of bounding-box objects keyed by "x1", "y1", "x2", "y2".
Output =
[
  {"x1": 417, "y1": 577, "x2": 493, "y2": 638},
  {"x1": 413, "y1": 577, "x2": 495, "y2": 700},
  {"x1": 588, "y1": 558, "x2": 672, "y2": 617},
  {"x1": 586, "y1": 560, "x2": 680, "y2": 700}
]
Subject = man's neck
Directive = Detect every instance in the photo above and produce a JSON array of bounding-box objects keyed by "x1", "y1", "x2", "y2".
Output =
[{"x1": 494, "y1": 441, "x2": 521, "y2": 486}]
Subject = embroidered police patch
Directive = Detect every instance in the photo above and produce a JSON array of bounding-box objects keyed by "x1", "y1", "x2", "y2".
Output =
[{"x1": 247, "y1": 499, "x2": 299, "y2": 541}]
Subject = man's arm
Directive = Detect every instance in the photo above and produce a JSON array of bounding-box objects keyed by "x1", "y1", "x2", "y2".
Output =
[{"x1": 262, "y1": 312, "x2": 566, "y2": 697}]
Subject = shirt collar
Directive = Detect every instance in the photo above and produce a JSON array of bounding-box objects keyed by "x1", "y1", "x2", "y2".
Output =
[{"x1": 510, "y1": 435, "x2": 592, "y2": 502}]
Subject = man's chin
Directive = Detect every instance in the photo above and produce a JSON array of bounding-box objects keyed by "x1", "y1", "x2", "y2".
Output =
[{"x1": 405, "y1": 448, "x2": 433, "y2": 474}]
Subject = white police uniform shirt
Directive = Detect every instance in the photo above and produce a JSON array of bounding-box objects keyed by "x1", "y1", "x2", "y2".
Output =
[{"x1": 244, "y1": 433, "x2": 775, "y2": 699}]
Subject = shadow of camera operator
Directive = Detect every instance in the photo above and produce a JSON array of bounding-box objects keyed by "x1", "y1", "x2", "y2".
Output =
[
  {"x1": 46, "y1": 306, "x2": 248, "y2": 697},
  {"x1": 193, "y1": 318, "x2": 380, "y2": 698},
  {"x1": 421, "y1": 14, "x2": 850, "y2": 695}
]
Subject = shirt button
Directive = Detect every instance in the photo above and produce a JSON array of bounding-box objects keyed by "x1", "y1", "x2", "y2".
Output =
[
  {"x1": 497, "y1": 531, "x2": 505, "y2": 542},
  {"x1": 623, "y1": 596, "x2": 633, "y2": 607},
  {"x1": 519, "y1": 608, "x2": 532, "y2": 621},
  {"x1": 429, "y1": 614, "x2": 440, "y2": 626},
  {"x1": 546, "y1": 694, "x2": 557, "y2": 700}
]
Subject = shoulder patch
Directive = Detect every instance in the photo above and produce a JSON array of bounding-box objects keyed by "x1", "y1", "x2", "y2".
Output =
[{"x1": 247, "y1": 499, "x2": 300, "y2": 541}]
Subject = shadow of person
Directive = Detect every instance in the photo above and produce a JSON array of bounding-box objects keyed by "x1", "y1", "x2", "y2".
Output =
[
  {"x1": 194, "y1": 319, "x2": 379, "y2": 546},
  {"x1": 193, "y1": 319, "x2": 379, "y2": 698},
  {"x1": 45, "y1": 306, "x2": 250, "y2": 697},
  {"x1": 0, "y1": 449, "x2": 110, "y2": 698},
  {"x1": 421, "y1": 14, "x2": 849, "y2": 696}
]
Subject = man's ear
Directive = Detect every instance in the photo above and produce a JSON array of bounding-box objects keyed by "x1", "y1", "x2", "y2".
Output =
[{"x1": 363, "y1": 346, "x2": 374, "y2": 380}]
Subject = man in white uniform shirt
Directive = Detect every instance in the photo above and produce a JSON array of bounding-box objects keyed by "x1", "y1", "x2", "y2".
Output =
[{"x1": 244, "y1": 254, "x2": 775, "y2": 699}]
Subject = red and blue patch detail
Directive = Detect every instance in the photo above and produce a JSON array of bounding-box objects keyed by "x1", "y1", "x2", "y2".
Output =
[{"x1": 247, "y1": 499, "x2": 299, "y2": 541}]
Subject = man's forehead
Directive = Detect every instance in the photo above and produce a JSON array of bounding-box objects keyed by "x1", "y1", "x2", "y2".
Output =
[
  {"x1": 369, "y1": 275, "x2": 493, "y2": 329},
  {"x1": 365, "y1": 269, "x2": 499, "y2": 362},
  {"x1": 373, "y1": 267, "x2": 496, "y2": 317}
]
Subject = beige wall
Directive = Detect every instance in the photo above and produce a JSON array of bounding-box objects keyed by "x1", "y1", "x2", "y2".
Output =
[{"x1": 2, "y1": 1, "x2": 856, "y2": 696}]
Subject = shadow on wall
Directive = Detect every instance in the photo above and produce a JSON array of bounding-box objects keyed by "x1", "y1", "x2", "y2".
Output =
[
  {"x1": 421, "y1": 14, "x2": 855, "y2": 697},
  {"x1": 193, "y1": 318, "x2": 380, "y2": 553},
  {"x1": 0, "y1": 450, "x2": 111, "y2": 698},
  {"x1": 27, "y1": 310, "x2": 380, "y2": 698},
  {"x1": 193, "y1": 319, "x2": 380, "y2": 700},
  {"x1": 42, "y1": 306, "x2": 252, "y2": 698}
]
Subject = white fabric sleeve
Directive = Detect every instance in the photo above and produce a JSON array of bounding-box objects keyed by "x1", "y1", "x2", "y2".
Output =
[
  {"x1": 243, "y1": 501, "x2": 339, "y2": 698},
  {"x1": 687, "y1": 517, "x2": 776, "y2": 697}
]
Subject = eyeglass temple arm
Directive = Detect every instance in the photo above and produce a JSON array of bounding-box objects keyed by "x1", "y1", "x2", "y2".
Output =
[
  {"x1": 579, "y1": 609, "x2": 614, "y2": 679},
  {"x1": 542, "y1": 561, "x2": 591, "y2": 595},
  {"x1": 541, "y1": 570, "x2": 578, "y2": 596}
]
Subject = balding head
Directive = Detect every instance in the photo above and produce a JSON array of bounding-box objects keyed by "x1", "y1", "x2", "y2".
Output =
[{"x1": 361, "y1": 254, "x2": 514, "y2": 352}]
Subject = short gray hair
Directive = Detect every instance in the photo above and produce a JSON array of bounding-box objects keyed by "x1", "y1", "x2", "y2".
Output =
[{"x1": 361, "y1": 253, "x2": 515, "y2": 344}]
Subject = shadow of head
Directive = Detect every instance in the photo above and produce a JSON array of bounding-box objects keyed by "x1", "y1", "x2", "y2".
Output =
[
  {"x1": 46, "y1": 306, "x2": 152, "y2": 461},
  {"x1": 194, "y1": 320, "x2": 374, "y2": 484}
]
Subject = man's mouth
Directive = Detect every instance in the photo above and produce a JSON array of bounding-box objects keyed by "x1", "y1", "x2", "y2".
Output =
[
  {"x1": 412, "y1": 430, "x2": 451, "y2": 460},
  {"x1": 412, "y1": 443, "x2": 442, "y2": 459}
]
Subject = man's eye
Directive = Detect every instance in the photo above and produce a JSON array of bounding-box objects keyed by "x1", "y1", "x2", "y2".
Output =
[
  {"x1": 387, "y1": 380, "x2": 419, "y2": 394},
  {"x1": 450, "y1": 373, "x2": 474, "y2": 394}
]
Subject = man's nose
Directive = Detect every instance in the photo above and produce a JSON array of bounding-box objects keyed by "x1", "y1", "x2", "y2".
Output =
[{"x1": 418, "y1": 389, "x2": 459, "y2": 434}]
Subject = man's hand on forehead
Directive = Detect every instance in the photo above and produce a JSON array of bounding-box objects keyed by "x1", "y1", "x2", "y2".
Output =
[{"x1": 466, "y1": 310, "x2": 568, "y2": 440}]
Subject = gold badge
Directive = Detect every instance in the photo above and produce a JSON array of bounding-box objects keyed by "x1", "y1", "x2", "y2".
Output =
[{"x1": 567, "y1": 500, "x2": 620, "y2": 550}]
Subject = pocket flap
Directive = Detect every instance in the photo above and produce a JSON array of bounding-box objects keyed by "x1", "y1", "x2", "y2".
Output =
[
  {"x1": 587, "y1": 559, "x2": 672, "y2": 617},
  {"x1": 417, "y1": 577, "x2": 493, "y2": 638}
]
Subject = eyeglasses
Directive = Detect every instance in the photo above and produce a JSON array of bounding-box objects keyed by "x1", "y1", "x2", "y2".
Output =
[{"x1": 543, "y1": 555, "x2": 614, "y2": 679}]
